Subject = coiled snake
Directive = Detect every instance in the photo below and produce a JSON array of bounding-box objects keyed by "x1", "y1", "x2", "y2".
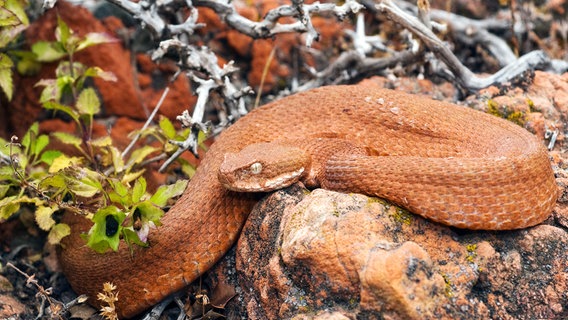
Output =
[{"x1": 59, "y1": 85, "x2": 558, "y2": 318}]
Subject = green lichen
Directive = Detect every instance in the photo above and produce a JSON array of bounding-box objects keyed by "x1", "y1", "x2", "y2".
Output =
[
  {"x1": 526, "y1": 98, "x2": 535, "y2": 112},
  {"x1": 391, "y1": 207, "x2": 413, "y2": 225},
  {"x1": 486, "y1": 99, "x2": 501, "y2": 117},
  {"x1": 441, "y1": 272, "x2": 454, "y2": 298},
  {"x1": 486, "y1": 99, "x2": 526, "y2": 126},
  {"x1": 366, "y1": 197, "x2": 390, "y2": 207},
  {"x1": 348, "y1": 297, "x2": 358, "y2": 307},
  {"x1": 506, "y1": 111, "x2": 526, "y2": 126},
  {"x1": 465, "y1": 243, "x2": 477, "y2": 263}
]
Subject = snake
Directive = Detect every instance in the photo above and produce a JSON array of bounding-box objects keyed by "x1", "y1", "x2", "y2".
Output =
[{"x1": 58, "y1": 85, "x2": 558, "y2": 318}]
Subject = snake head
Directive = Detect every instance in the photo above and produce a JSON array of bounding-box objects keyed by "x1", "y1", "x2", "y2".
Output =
[{"x1": 218, "y1": 142, "x2": 310, "y2": 192}]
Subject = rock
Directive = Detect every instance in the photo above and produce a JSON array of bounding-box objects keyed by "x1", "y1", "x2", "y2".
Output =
[
  {"x1": 236, "y1": 185, "x2": 568, "y2": 319},
  {"x1": 0, "y1": 294, "x2": 26, "y2": 318},
  {"x1": 1, "y1": 0, "x2": 195, "y2": 140}
]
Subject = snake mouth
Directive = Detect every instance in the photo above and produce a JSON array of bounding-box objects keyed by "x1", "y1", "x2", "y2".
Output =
[{"x1": 222, "y1": 167, "x2": 305, "y2": 192}]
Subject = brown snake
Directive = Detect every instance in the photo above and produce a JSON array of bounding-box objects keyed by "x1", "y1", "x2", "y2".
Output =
[{"x1": 59, "y1": 85, "x2": 558, "y2": 318}]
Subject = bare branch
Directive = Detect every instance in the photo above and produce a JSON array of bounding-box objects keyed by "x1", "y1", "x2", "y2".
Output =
[
  {"x1": 193, "y1": 0, "x2": 363, "y2": 46},
  {"x1": 377, "y1": 0, "x2": 558, "y2": 92}
]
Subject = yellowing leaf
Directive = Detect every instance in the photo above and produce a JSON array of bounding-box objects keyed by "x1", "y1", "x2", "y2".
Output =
[
  {"x1": 67, "y1": 168, "x2": 102, "y2": 197},
  {"x1": 121, "y1": 169, "x2": 145, "y2": 184},
  {"x1": 0, "y1": 53, "x2": 14, "y2": 100},
  {"x1": 159, "y1": 116, "x2": 176, "y2": 139},
  {"x1": 83, "y1": 66, "x2": 117, "y2": 82},
  {"x1": 0, "y1": 195, "x2": 19, "y2": 219},
  {"x1": 49, "y1": 155, "x2": 82, "y2": 173},
  {"x1": 132, "y1": 177, "x2": 146, "y2": 203},
  {"x1": 31, "y1": 41, "x2": 66, "y2": 62},
  {"x1": 127, "y1": 145, "x2": 158, "y2": 167},
  {"x1": 52, "y1": 132, "x2": 82, "y2": 149},
  {"x1": 90, "y1": 136, "x2": 112, "y2": 148},
  {"x1": 76, "y1": 87, "x2": 100, "y2": 116},
  {"x1": 35, "y1": 205, "x2": 56, "y2": 231},
  {"x1": 109, "y1": 146, "x2": 124, "y2": 173},
  {"x1": 48, "y1": 223, "x2": 71, "y2": 244},
  {"x1": 77, "y1": 33, "x2": 117, "y2": 51}
]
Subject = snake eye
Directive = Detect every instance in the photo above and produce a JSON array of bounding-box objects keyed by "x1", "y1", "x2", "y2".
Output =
[{"x1": 250, "y1": 162, "x2": 262, "y2": 174}]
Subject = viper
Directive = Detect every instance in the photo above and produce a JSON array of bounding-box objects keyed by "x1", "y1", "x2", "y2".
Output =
[{"x1": 59, "y1": 85, "x2": 558, "y2": 318}]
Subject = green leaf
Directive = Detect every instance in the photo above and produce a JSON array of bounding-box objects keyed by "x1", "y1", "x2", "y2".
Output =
[
  {"x1": 15, "y1": 54, "x2": 41, "y2": 76},
  {"x1": 0, "y1": 195, "x2": 20, "y2": 219},
  {"x1": 51, "y1": 132, "x2": 82, "y2": 150},
  {"x1": 132, "y1": 177, "x2": 146, "y2": 203},
  {"x1": 40, "y1": 150, "x2": 62, "y2": 165},
  {"x1": 47, "y1": 223, "x2": 70, "y2": 244},
  {"x1": 0, "y1": 195, "x2": 43, "y2": 219},
  {"x1": 56, "y1": 61, "x2": 84, "y2": 79},
  {"x1": 0, "y1": 53, "x2": 13, "y2": 100},
  {"x1": 66, "y1": 167, "x2": 102, "y2": 197},
  {"x1": 0, "y1": 24, "x2": 26, "y2": 48},
  {"x1": 39, "y1": 174, "x2": 66, "y2": 190},
  {"x1": 109, "y1": 146, "x2": 124, "y2": 173},
  {"x1": 150, "y1": 179, "x2": 188, "y2": 207},
  {"x1": 31, "y1": 41, "x2": 67, "y2": 62},
  {"x1": 0, "y1": 0, "x2": 28, "y2": 27},
  {"x1": 0, "y1": 5, "x2": 19, "y2": 27},
  {"x1": 121, "y1": 169, "x2": 145, "y2": 184},
  {"x1": 159, "y1": 116, "x2": 176, "y2": 139},
  {"x1": 87, "y1": 206, "x2": 126, "y2": 252},
  {"x1": 76, "y1": 87, "x2": 100, "y2": 116},
  {"x1": 56, "y1": 16, "x2": 71, "y2": 47},
  {"x1": 122, "y1": 227, "x2": 148, "y2": 247},
  {"x1": 177, "y1": 158, "x2": 196, "y2": 178},
  {"x1": 83, "y1": 66, "x2": 117, "y2": 82},
  {"x1": 0, "y1": 184, "x2": 10, "y2": 198},
  {"x1": 36, "y1": 79, "x2": 60, "y2": 103},
  {"x1": 21, "y1": 122, "x2": 38, "y2": 154},
  {"x1": 76, "y1": 32, "x2": 117, "y2": 51},
  {"x1": 127, "y1": 145, "x2": 158, "y2": 167},
  {"x1": 33, "y1": 134, "x2": 49, "y2": 158},
  {"x1": 108, "y1": 178, "x2": 130, "y2": 206},
  {"x1": 135, "y1": 200, "x2": 163, "y2": 225},
  {"x1": 35, "y1": 205, "x2": 57, "y2": 231},
  {"x1": 43, "y1": 101, "x2": 80, "y2": 123},
  {"x1": 6, "y1": 0, "x2": 28, "y2": 25},
  {"x1": 0, "y1": 164, "x2": 17, "y2": 182}
]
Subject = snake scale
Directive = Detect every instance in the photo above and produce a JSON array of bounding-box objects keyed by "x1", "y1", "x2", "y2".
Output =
[{"x1": 59, "y1": 85, "x2": 558, "y2": 318}]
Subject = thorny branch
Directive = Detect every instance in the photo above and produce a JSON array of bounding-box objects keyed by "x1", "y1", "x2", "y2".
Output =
[
  {"x1": 377, "y1": 0, "x2": 568, "y2": 92},
  {"x1": 43, "y1": 0, "x2": 568, "y2": 169},
  {"x1": 6, "y1": 262, "x2": 88, "y2": 318},
  {"x1": 151, "y1": 40, "x2": 252, "y2": 171}
]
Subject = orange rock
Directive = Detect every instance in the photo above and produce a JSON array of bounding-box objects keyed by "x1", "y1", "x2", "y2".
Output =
[
  {"x1": 236, "y1": 185, "x2": 568, "y2": 319},
  {"x1": 2, "y1": 0, "x2": 195, "y2": 141}
]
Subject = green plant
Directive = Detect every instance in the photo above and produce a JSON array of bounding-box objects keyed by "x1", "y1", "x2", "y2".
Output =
[
  {"x1": 0, "y1": 0, "x2": 29, "y2": 100},
  {"x1": 0, "y1": 17, "x2": 191, "y2": 253}
]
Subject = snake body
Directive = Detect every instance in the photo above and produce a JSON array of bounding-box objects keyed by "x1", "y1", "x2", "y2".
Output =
[{"x1": 59, "y1": 85, "x2": 558, "y2": 318}]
